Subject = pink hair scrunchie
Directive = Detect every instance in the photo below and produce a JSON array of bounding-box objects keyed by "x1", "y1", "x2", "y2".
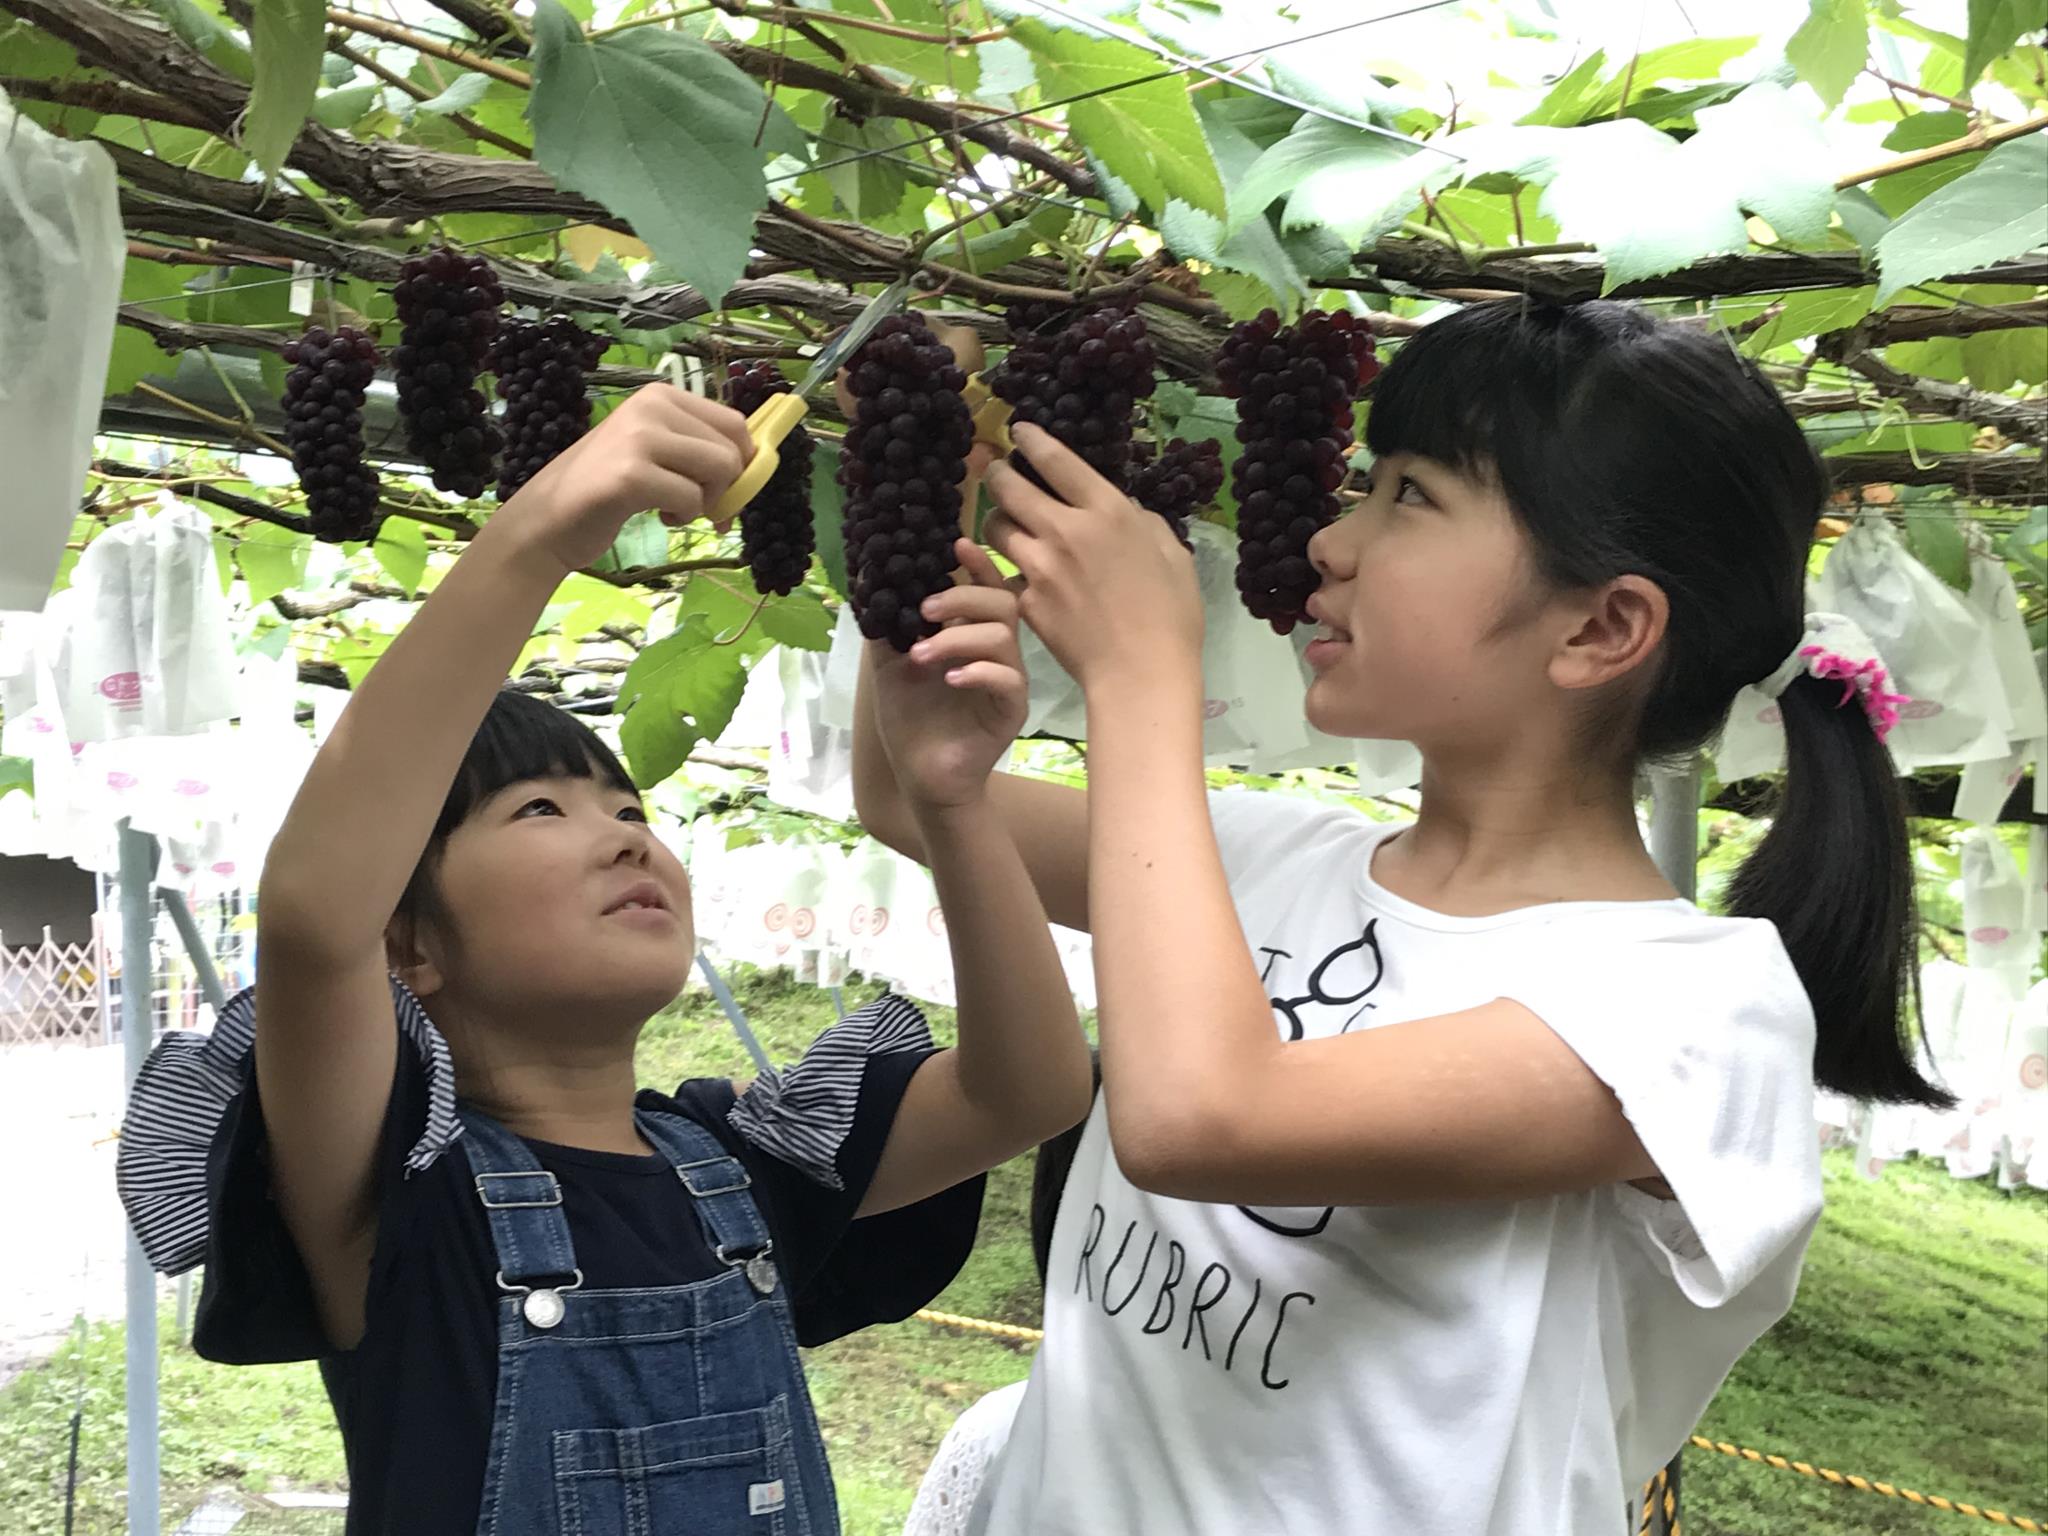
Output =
[{"x1": 1755, "y1": 612, "x2": 1910, "y2": 741}]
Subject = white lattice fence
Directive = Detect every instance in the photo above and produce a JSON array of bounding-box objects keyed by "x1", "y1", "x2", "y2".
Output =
[{"x1": 0, "y1": 928, "x2": 105, "y2": 1046}]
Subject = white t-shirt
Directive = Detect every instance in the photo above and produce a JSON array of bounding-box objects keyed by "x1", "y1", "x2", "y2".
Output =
[{"x1": 968, "y1": 791, "x2": 1824, "y2": 1536}]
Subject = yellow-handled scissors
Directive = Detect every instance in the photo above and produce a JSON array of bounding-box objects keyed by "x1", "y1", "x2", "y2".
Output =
[{"x1": 709, "y1": 278, "x2": 912, "y2": 524}]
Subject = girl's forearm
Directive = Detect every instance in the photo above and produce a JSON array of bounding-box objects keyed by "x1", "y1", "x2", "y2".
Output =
[
  {"x1": 1083, "y1": 663, "x2": 1278, "y2": 1169},
  {"x1": 914, "y1": 796, "x2": 1088, "y2": 1128},
  {"x1": 258, "y1": 522, "x2": 568, "y2": 957}
]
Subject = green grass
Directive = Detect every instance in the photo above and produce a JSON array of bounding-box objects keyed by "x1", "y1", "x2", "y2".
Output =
[{"x1": 2, "y1": 970, "x2": 2041, "y2": 1535}]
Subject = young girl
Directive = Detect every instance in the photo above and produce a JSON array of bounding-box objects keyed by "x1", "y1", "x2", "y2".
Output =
[
  {"x1": 118, "y1": 382, "x2": 1091, "y2": 1536},
  {"x1": 855, "y1": 299, "x2": 1950, "y2": 1534}
]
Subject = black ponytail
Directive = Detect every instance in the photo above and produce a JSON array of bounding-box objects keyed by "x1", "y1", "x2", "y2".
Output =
[
  {"x1": 1369, "y1": 299, "x2": 1949, "y2": 1108},
  {"x1": 1727, "y1": 676, "x2": 1951, "y2": 1106}
]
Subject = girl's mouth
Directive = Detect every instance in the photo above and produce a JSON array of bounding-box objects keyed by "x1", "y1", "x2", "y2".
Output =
[{"x1": 1304, "y1": 614, "x2": 1350, "y2": 670}]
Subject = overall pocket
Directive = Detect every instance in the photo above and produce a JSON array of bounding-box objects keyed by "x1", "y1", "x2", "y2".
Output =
[{"x1": 551, "y1": 1398, "x2": 813, "y2": 1536}]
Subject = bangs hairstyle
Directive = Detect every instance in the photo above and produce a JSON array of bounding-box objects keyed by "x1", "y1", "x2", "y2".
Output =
[
  {"x1": 396, "y1": 690, "x2": 640, "y2": 926},
  {"x1": 1363, "y1": 299, "x2": 1947, "y2": 1110}
]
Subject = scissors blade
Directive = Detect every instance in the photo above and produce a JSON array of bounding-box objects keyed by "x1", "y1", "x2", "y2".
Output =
[{"x1": 793, "y1": 278, "x2": 913, "y2": 399}]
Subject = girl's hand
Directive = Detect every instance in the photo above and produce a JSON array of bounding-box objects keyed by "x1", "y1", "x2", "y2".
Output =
[
  {"x1": 494, "y1": 383, "x2": 753, "y2": 575},
  {"x1": 868, "y1": 541, "x2": 1029, "y2": 810},
  {"x1": 985, "y1": 423, "x2": 1202, "y2": 693}
]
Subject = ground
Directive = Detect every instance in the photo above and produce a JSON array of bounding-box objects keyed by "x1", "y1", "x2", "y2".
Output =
[{"x1": 0, "y1": 970, "x2": 2041, "y2": 1535}]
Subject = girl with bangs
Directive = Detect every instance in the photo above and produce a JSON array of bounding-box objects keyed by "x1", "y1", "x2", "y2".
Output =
[{"x1": 120, "y1": 384, "x2": 1091, "y2": 1536}]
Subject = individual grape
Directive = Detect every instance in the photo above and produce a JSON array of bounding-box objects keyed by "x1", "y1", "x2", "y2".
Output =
[
  {"x1": 489, "y1": 317, "x2": 608, "y2": 502},
  {"x1": 391, "y1": 246, "x2": 503, "y2": 500},
  {"x1": 838, "y1": 312, "x2": 975, "y2": 651},
  {"x1": 990, "y1": 302, "x2": 1156, "y2": 491},
  {"x1": 281, "y1": 324, "x2": 381, "y2": 544},
  {"x1": 724, "y1": 361, "x2": 816, "y2": 597},
  {"x1": 1216, "y1": 308, "x2": 1380, "y2": 632},
  {"x1": 1130, "y1": 436, "x2": 1224, "y2": 545}
]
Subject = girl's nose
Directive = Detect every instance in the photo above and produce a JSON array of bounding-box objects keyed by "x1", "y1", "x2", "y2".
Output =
[{"x1": 1308, "y1": 511, "x2": 1352, "y2": 579}]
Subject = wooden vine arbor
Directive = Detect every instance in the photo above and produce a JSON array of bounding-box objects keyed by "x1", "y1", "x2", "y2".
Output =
[{"x1": 3, "y1": 0, "x2": 2042, "y2": 793}]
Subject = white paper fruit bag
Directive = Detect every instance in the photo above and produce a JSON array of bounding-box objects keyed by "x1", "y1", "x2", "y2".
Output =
[
  {"x1": 1812, "y1": 518, "x2": 2008, "y2": 770},
  {"x1": 0, "y1": 92, "x2": 125, "y2": 613}
]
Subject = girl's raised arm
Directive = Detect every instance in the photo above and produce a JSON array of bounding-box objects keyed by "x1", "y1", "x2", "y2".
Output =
[
  {"x1": 253, "y1": 385, "x2": 749, "y2": 1348},
  {"x1": 854, "y1": 542, "x2": 1093, "y2": 1215}
]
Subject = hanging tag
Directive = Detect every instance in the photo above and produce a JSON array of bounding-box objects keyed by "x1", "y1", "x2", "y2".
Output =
[{"x1": 289, "y1": 262, "x2": 316, "y2": 317}]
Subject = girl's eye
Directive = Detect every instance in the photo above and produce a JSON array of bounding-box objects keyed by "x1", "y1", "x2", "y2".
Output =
[
  {"x1": 1395, "y1": 475, "x2": 1430, "y2": 507},
  {"x1": 515, "y1": 797, "x2": 563, "y2": 818},
  {"x1": 617, "y1": 805, "x2": 649, "y2": 825}
]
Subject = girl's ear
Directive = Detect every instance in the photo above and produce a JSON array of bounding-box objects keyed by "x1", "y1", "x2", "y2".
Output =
[
  {"x1": 1549, "y1": 573, "x2": 1667, "y2": 693},
  {"x1": 384, "y1": 915, "x2": 446, "y2": 999}
]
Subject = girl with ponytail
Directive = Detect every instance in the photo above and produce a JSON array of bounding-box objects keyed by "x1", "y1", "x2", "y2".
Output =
[{"x1": 855, "y1": 297, "x2": 1947, "y2": 1535}]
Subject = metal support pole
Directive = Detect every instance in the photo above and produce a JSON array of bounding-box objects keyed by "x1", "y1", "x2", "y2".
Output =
[
  {"x1": 158, "y1": 890, "x2": 226, "y2": 1013},
  {"x1": 116, "y1": 821, "x2": 159, "y2": 1536},
  {"x1": 695, "y1": 953, "x2": 773, "y2": 1075},
  {"x1": 1648, "y1": 759, "x2": 1703, "y2": 900},
  {"x1": 163, "y1": 889, "x2": 222, "y2": 1342}
]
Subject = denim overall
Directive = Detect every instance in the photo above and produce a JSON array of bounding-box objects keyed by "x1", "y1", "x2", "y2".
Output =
[{"x1": 459, "y1": 1106, "x2": 839, "y2": 1536}]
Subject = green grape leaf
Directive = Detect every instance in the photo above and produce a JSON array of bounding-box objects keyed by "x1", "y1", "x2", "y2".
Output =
[
  {"x1": 977, "y1": 37, "x2": 1037, "y2": 98},
  {"x1": 680, "y1": 573, "x2": 777, "y2": 662},
  {"x1": 1836, "y1": 185, "x2": 1891, "y2": 253},
  {"x1": 1875, "y1": 136, "x2": 2048, "y2": 301},
  {"x1": 810, "y1": 441, "x2": 849, "y2": 600},
  {"x1": 759, "y1": 589, "x2": 835, "y2": 651},
  {"x1": 140, "y1": 0, "x2": 253, "y2": 81},
  {"x1": 105, "y1": 328, "x2": 173, "y2": 396},
  {"x1": 559, "y1": 573, "x2": 655, "y2": 639},
  {"x1": 1872, "y1": 111, "x2": 1984, "y2": 216},
  {"x1": 1963, "y1": 320, "x2": 2048, "y2": 391},
  {"x1": 312, "y1": 83, "x2": 381, "y2": 129},
  {"x1": 1455, "y1": 87, "x2": 1833, "y2": 288},
  {"x1": 0, "y1": 756, "x2": 32, "y2": 803},
  {"x1": 530, "y1": 0, "x2": 790, "y2": 305},
  {"x1": 244, "y1": 0, "x2": 324, "y2": 180},
  {"x1": 1230, "y1": 117, "x2": 1445, "y2": 249},
  {"x1": 826, "y1": 0, "x2": 981, "y2": 91},
  {"x1": 818, "y1": 104, "x2": 918, "y2": 225},
  {"x1": 417, "y1": 72, "x2": 493, "y2": 116},
  {"x1": 601, "y1": 511, "x2": 670, "y2": 573},
  {"x1": 616, "y1": 615, "x2": 750, "y2": 787},
  {"x1": 1786, "y1": 0, "x2": 1868, "y2": 109},
  {"x1": 1523, "y1": 37, "x2": 1761, "y2": 126},
  {"x1": 1964, "y1": 0, "x2": 2048, "y2": 85},
  {"x1": 235, "y1": 523, "x2": 311, "y2": 606},
  {"x1": 373, "y1": 516, "x2": 429, "y2": 596},
  {"x1": 1905, "y1": 506, "x2": 1971, "y2": 590},
  {"x1": 1159, "y1": 99, "x2": 1307, "y2": 309},
  {"x1": 1012, "y1": 19, "x2": 1225, "y2": 217},
  {"x1": 1742, "y1": 288, "x2": 1875, "y2": 353}
]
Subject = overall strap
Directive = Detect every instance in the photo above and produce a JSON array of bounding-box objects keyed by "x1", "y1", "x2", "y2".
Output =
[
  {"x1": 458, "y1": 1108, "x2": 580, "y2": 1290},
  {"x1": 635, "y1": 1108, "x2": 778, "y2": 1293}
]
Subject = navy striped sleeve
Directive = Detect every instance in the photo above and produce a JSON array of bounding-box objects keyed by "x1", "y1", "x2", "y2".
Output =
[
  {"x1": 724, "y1": 993, "x2": 933, "y2": 1191},
  {"x1": 116, "y1": 979, "x2": 461, "y2": 1277}
]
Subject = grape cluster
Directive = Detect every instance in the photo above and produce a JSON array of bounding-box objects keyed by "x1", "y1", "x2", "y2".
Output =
[
  {"x1": 839, "y1": 313, "x2": 974, "y2": 651},
  {"x1": 724, "y1": 361, "x2": 817, "y2": 597},
  {"x1": 490, "y1": 317, "x2": 608, "y2": 502},
  {"x1": 990, "y1": 303, "x2": 1156, "y2": 491},
  {"x1": 1216, "y1": 308, "x2": 1380, "y2": 632},
  {"x1": 1131, "y1": 436, "x2": 1224, "y2": 545},
  {"x1": 391, "y1": 247, "x2": 503, "y2": 499},
  {"x1": 282, "y1": 325, "x2": 382, "y2": 544}
]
